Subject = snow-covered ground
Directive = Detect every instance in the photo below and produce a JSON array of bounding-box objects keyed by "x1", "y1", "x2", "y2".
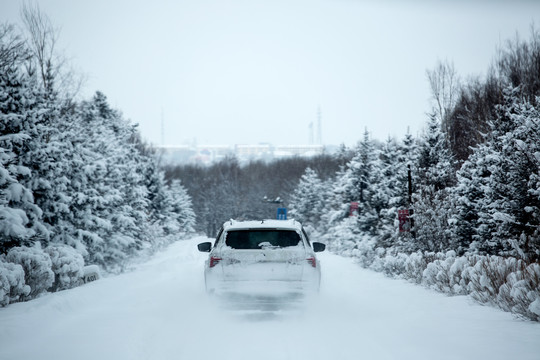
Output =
[{"x1": 1, "y1": 236, "x2": 539, "y2": 360}]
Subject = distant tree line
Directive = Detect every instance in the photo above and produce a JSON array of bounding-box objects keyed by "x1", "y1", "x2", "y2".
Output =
[
  {"x1": 0, "y1": 5, "x2": 194, "y2": 306},
  {"x1": 164, "y1": 154, "x2": 341, "y2": 236}
]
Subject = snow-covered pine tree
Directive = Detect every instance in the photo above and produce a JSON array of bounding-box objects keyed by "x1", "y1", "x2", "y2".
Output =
[
  {"x1": 65, "y1": 95, "x2": 117, "y2": 266},
  {"x1": 348, "y1": 129, "x2": 382, "y2": 235},
  {"x1": 65, "y1": 92, "x2": 151, "y2": 269},
  {"x1": 416, "y1": 113, "x2": 456, "y2": 191},
  {"x1": 451, "y1": 142, "x2": 493, "y2": 254},
  {"x1": 145, "y1": 162, "x2": 195, "y2": 246},
  {"x1": 474, "y1": 87, "x2": 540, "y2": 259},
  {"x1": 391, "y1": 132, "x2": 419, "y2": 253},
  {"x1": 413, "y1": 114, "x2": 456, "y2": 252},
  {"x1": 322, "y1": 129, "x2": 383, "y2": 257},
  {"x1": 319, "y1": 165, "x2": 350, "y2": 237},
  {"x1": 397, "y1": 131, "x2": 418, "y2": 209},
  {"x1": 0, "y1": 34, "x2": 47, "y2": 252},
  {"x1": 376, "y1": 137, "x2": 404, "y2": 248},
  {"x1": 288, "y1": 167, "x2": 325, "y2": 230},
  {"x1": 16, "y1": 69, "x2": 76, "y2": 251},
  {"x1": 144, "y1": 159, "x2": 170, "y2": 238},
  {"x1": 167, "y1": 179, "x2": 196, "y2": 234},
  {"x1": 96, "y1": 93, "x2": 151, "y2": 257}
]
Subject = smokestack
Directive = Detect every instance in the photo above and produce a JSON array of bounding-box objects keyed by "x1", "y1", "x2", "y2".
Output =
[
  {"x1": 161, "y1": 107, "x2": 165, "y2": 146},
  {"x1": 316, "y1": 106, "x2": 322, "y2": 145}
]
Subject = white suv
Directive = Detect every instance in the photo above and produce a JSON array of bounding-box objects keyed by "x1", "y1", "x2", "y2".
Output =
[{"x1": 197, "y1": 219, "x2": 325, "y2": 296}]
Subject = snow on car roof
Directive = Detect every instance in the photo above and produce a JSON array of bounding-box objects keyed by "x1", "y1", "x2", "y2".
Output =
[{"x1": 222, "y1": 219, "x2": 302, "y2": 231}]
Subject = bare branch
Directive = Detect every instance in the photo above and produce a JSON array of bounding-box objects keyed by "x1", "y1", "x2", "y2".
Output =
[
  {"x1": 21, "y1": 1, "x2": 59, "y2": 92},
  {"x1": 20, "y1": 1, "x2": 85, "y2": 101},
  {"x1": 0, "y1": 23, "x2": 30, "y2": 69},
  {"x1": 426, "y1": 60, "x2": 460, "y2": 134}
]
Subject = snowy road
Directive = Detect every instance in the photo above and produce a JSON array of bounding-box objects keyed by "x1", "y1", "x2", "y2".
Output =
[{"x1": 1, "y1": 236, "x2": 539, "y2": 360}]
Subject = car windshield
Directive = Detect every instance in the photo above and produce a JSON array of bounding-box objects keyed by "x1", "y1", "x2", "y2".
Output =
[{"x1": 225, "y1": 229, "x2": 302, "y2": 249}]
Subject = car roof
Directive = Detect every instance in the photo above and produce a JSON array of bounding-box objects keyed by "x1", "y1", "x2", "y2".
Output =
[{"x1": 222, "y1": 219, "x2": 303, "y2": 232}]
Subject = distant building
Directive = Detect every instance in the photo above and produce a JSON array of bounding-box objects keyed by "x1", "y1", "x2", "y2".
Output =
[
  {"x1": 274, "y1": 144, "x2": 325, "y2": 157},
  {"x1": 156, "y1": 143, "x2": 326, "y2": 165}
]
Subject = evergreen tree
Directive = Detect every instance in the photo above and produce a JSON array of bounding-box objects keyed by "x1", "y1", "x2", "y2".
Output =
[
  {"x1": 166, "y1": 179, "x2": 196, "y2": 234},
  {"x1": 64, "y1": 92, "x2": 151, "y2": 268},
  {"x1": 413, "y1": 115, "x2": 456, "y2": 252},
  {"x1": 289, "y1": 167, "x2": 325, "y2": 229},
  {"x1": 390, "y1": 132, "x2": 419, "y2": 252},
  {"x1": 376, "y1": 137, "x2": 403, "y2": 248},
  {"x1": 451, "y1": 142, "x2": 494, "y2": 254},
  {"x1": 331, "y1": 130, "x2": 382, "y2": 236},
  {"x1": 416, "y1": 114, "x2": 456, "y2": 191},
  {"x1": 0, "y1": 44, "x2": 47, "y2": 252},
  {"x1": 474, "y1": 88, "x2": 540, "y2": 259},
  {"x1": 319, "y1": 165, "x2": 351, "y2": 233},
  {"x1": 144, "y1": 163, "x2": 195, "y2": 243},
  {"x1": 16, "y1": 74, "x2": 75, "y2": 250}
]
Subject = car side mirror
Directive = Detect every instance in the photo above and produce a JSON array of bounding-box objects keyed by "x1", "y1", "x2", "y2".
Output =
[
  {"x1": 197, "y1": 242, "x2": 212, "y2": 252},
  {"x1": 313, "y1": 242, "x2": 326, "y2": 253}
]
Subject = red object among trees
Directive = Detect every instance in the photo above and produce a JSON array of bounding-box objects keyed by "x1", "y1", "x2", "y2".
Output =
[{"x1": 398, "y1": 209, "x2": 411, "y2": 232}]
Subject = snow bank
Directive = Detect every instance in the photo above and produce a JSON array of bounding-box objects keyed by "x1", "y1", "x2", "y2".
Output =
[{"x1": 327, "y1": 237, "x2": 540, "y2": 321}]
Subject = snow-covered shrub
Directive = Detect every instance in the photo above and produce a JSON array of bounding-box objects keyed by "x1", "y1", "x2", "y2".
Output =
[
  {"x1": 468, "y1": 256, "x2": 522, "y2": 305},
  {"x1": 459, "y1": 255, "x2": 481, "y2": 292},
  {"x1": 422, "y1": 259, "x2": 443, "y2": 291},
  {"x1": 44, "y1": 244, "x2": 85, "y2": 291},
  {"x1": 403, "y1": 252, "x2": 427, "y2": 284},
  {"x1": 351, "y1": 235, "x2": 378, "y2": 268},
  {"x1": 6, "y1": 246, "x2": 54, "y2": 300},
  {"x1": 421, "y1": 252, "x2": 447, "y2": 290},
  {"x1": 448, "y1": 255, "x2": 473, "y2": 295},
  {"x1": 0, "y1": 258, "x2": 30, "y2": 306},
  {"x1": 497, "y1": 262, "x2": 540, "y2": 321},
  {"x1": 530, "y1": 298, "x2": 540, "y2": 321},
  {"x1": 368, "y1": 247, "x2": 387, "y2": 272},
  {"x1": 417, "y1": 252, "x2": 473, "y2": 295},
  {"x1": 526, "y1": 264, "x2": 540, "y2": 321},
  {"x1": 0, "y1": 262, "x2": 11, "y2": 306},
  {"x1": 323, "y1": 217, "x2": 360, "y2": 257},
  {"x1": 380, "y1": 252, "x2": 408, "y2": 278},
  {"x1": 437, "y1": 252, "x2": 456, "y2": 292}
]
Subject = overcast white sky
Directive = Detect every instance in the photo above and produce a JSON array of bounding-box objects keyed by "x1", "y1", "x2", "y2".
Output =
[{"x1": 2, "y1": 0, "x2": 540, "y2": 146}]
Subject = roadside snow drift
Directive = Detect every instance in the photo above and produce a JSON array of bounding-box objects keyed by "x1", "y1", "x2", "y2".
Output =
[{"x1": 1, "y1": 236, "x2": 539, "y2": 360}]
